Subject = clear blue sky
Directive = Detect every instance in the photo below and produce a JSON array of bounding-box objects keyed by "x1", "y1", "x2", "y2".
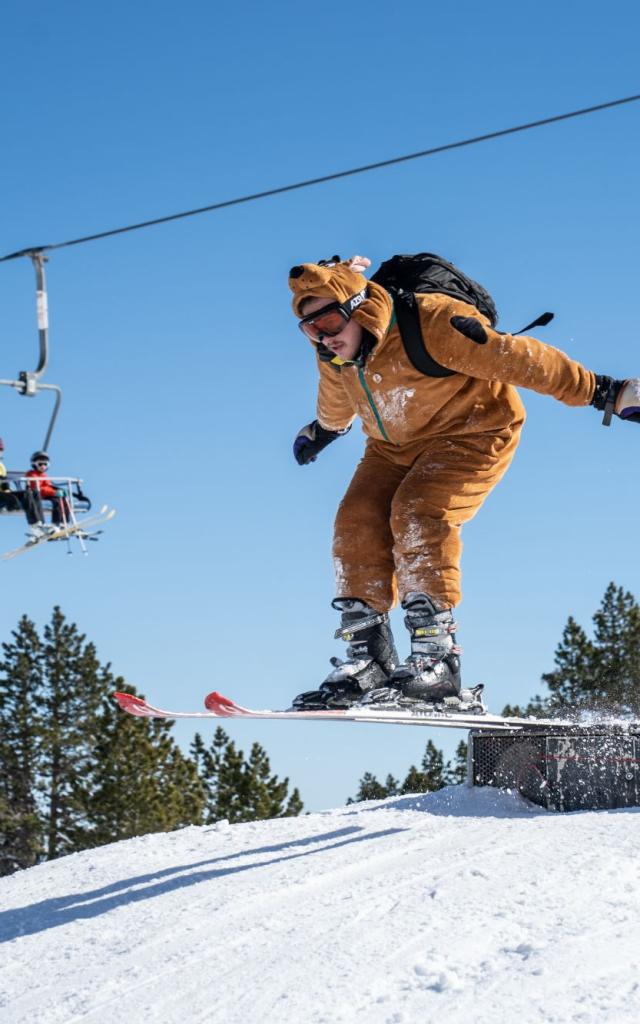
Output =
[{"x1": 1, "y1": 0, "x2": 639, "y2": 810}]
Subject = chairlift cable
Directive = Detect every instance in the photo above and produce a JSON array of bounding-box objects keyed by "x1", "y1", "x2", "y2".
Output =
[{"x1": 0, "y1": 92, "x2": 638, "y2": 264}]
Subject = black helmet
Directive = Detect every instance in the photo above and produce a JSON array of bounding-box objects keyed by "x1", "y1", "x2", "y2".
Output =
[{"x1": 31, "y1": 450, "x2": 49, "y2": 466}]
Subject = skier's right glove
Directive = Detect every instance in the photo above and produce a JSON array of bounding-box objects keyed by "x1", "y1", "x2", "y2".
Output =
[
  {"x1": 293, "y1": 420, "x2": 351, "y2": 466},
  {"x1": 592, "y1": 376, "x2": 640, "y2": 427}
]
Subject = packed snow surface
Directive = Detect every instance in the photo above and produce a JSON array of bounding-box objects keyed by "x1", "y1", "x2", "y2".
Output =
[{"x1": 1, "y1": 786, "x2": 639, "y2": 1023}]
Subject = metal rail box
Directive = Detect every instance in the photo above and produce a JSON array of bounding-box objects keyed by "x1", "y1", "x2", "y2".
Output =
[{"x1": 469, "y1": 726, "x2": 640, "y2": 811}]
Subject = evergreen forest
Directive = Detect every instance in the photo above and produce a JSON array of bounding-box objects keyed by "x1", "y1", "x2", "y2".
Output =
[{"x1": 0, "y1": 608, "x2": 302, "y2": 876}]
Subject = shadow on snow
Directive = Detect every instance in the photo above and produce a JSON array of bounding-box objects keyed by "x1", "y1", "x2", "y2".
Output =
[{"x1": 1, "y1": 824, "x2": 408, "y2": 944}]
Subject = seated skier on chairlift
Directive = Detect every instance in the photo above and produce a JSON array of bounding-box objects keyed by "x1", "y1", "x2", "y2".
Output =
[
  {"x1": 0, "y1": 437, "x2": 51, "y2": 534},
  {"x1": 26, "y1": 451, "x2": 71, "y2": 528}
]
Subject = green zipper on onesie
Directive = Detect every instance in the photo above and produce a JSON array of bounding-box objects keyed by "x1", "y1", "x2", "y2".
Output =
[
  {"x1": 357, "y1": 367, "x2": 391, "y2": 443},
  {"x1": 338, "y1": 310, "x2": 397, "y2": 444},
  {"x1": 355, "y1": 308, "x2": 398, "y2": 443}
]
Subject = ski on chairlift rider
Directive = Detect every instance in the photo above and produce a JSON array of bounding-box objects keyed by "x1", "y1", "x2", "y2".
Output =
[
  {"x1": 289, "y1": 254, "x2": 640, "y2": 713},
  {"x1": 26, "y1": 451, "x2": 70, "y2": 528}
]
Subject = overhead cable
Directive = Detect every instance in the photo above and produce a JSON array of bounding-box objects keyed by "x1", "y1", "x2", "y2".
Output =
[{"x1": 1, "y1": 91, "x2": 639, "y2": 264}]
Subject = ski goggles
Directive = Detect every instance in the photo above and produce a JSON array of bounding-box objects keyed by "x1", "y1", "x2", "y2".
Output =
[
  {"x1": 33, "y1": 461, "x2": 49, "y2": 469},
  {"x1": 297, "y1": 288, "x2": 368, "y2": 342}
]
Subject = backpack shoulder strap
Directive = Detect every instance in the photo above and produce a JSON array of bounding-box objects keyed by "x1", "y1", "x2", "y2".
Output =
[{"x1": 391, "y1": 291, "x2": 456, "y2": 379}]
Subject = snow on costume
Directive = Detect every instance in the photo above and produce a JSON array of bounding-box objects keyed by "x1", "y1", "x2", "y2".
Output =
[{"x1": 289, "y1": 258, "x2": 595, "y2": 613}]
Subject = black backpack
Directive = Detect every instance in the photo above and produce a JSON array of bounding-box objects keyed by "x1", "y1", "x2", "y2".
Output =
[{"x1": 371, "y1": 253, "x2": 551, "y2": 378}]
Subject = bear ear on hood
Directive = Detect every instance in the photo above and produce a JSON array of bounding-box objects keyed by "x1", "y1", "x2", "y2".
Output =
[
  {"x1": 345, "y1": 255, "x2": 371, "y2": 274},
  {"x1": 313, "y1": 254, "x2": 371, "y2": 273}
]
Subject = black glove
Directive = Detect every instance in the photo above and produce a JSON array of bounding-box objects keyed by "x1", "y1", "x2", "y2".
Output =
[
  {"x1": 591, "y1": 375, "x2": 640, "y2": 426},
  {"x1": 293, "y1": 420, "x2": 351, "y2": 466}
]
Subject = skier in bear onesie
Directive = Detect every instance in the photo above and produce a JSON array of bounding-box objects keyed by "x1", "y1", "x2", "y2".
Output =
[{"x1": 289, "y1": 254, "x2": 640, "y2": 712}]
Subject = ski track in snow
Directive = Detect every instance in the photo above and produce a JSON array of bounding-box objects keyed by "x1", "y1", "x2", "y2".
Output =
[{"x1": 1, "y1": 787, "x2": 639, "y2": 1024}]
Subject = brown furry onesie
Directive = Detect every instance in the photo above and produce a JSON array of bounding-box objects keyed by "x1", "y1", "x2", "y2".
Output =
[{"x1": 290, "y1": 259, "x2": 595, "y2": 610}]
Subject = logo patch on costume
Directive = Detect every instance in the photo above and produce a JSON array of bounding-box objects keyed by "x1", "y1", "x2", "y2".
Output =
[{"x1": 348, "y1": 289, "x2": 367, "y2": 312}]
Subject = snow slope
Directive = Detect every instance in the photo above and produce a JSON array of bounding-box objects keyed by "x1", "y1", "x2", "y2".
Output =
[{"x1": 1, "y1": 786, "x2": 639, "y2": 1024}]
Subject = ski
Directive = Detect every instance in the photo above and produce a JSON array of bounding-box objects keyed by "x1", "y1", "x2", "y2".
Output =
[
  {"x1": 203, "y1": 691, "x2": 559, "y2": 731},
  {"x1": 113, "y1": 689, "x2": 563, "y2": 732},
  {"x1": 2, "y1": 506, "x2": 116, "y2": 560},
  {"x1": 113, "y1": 690, "x2": 346, "y2": 722}
]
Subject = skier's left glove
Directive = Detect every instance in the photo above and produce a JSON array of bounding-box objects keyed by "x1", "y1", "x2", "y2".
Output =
[
  {"x1": 293, "y1": 420, "x2": 351, "y2": 466},
  {"x1": 591, "y1": 376, "x2": 640, "y2": 426},
  {"x1": 55, "y1": 488, "x2": 67, "y2": 498}
]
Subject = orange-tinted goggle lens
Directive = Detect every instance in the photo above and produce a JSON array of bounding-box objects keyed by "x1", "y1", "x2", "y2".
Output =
[{"x1": 298, "y1": 308, "x2": 347, "y2": 341}]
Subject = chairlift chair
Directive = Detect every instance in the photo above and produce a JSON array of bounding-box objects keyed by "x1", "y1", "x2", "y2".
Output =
[{"x1": 0, "y1": 252, "x2": 114, "y2": 557}]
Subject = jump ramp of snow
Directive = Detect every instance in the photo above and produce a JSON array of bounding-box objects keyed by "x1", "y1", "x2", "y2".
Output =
[{"x1": 1, "y1": 785, "x2": 639, "y2": 1024}]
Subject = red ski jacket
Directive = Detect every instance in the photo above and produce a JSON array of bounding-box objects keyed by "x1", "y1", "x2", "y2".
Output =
[{"x1": 26, "y1": 468, "x2": 59, "y2": 499}]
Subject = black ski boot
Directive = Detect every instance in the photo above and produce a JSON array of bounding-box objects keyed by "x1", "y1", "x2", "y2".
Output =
[
  {"x1": 291, "y1": 599, "x2": 398, "y2": 710},
  {"x1": 359, "y1": 593, "x2": 484, "y2": 712}
]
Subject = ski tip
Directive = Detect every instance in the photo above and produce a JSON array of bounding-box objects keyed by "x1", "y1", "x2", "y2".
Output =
[
  {"x1": 204, "y1": 691, "x2": 237, "y2": 714},
  {"x1": 113, "y1": 691, "x2": 148, "y2": 716}
]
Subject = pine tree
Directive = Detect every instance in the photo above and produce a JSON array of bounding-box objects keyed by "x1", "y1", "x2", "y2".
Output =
[
  {"x1": 81, "y1": 686, "x2": 206, "y2": 848},
  {"x1": 192, "y1": 727, "x2": 303, "y2": 824},
  {"x1": 501, "y1": 703, "x2": 531, "y2": 717},
  {"x1": 347, "y1": 771, "x2": 399, "y2": 803},
  {"x1": 398, "y1": 764, "x2": 426, "y2": 795},
  {"x1": 349, "y1": 740, "x2": 455, "y2": 803},
  {"x1": 191, "y1": 730, "x2": 215, "y2": 809},
  {"x1": 244, "y1": 742, "x2": 304, "y2": 819},
  {"x1": 0, "y1": 616, "x2": 45, "y2": 875},
  {"x1": 38, "y1": 607, "x2": 106, "y2": 859},
  {"x1": 446, "y1": 740, "x2": 468, "y2": 785},
  {"x1": 399, "y1": 740, "x2": 448, "y2": 794},
  {"x1": 509, "y1": 583, "x2": 640, "y2": 716},
  {"x1": 590, "y1": 583, "x2": 640, "y2": 713},
  {"x1": 539, "y1": 616, "x2": 598, "y2": 710},
  {"x1": 384, "y1": 773, "x2": 400, "y2": 796}
]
